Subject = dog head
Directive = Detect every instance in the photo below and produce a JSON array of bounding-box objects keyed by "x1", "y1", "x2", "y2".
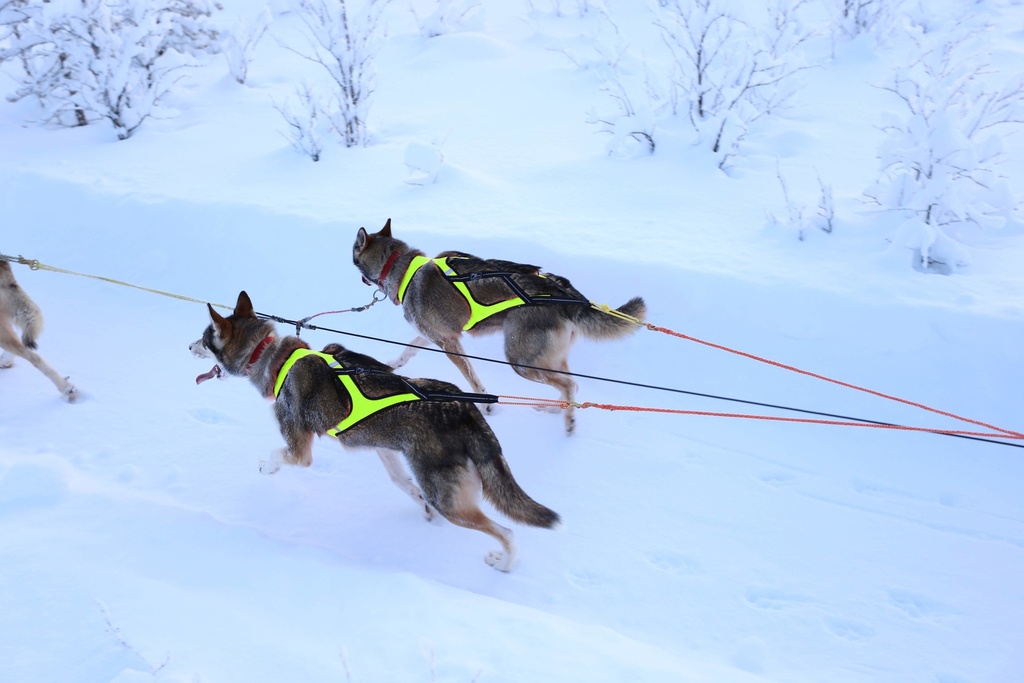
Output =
[
  {"x1": 353, "y1": 218, "x2": 410, "y2": 288},
  {"x1": 192, "y1": 291, "x2": 275, "y2": 383}
]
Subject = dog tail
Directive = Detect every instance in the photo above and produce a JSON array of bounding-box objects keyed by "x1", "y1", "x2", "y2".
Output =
[
  {"x1": 575, "y1": 296, "x2": 647, "y2": 341},
  {"x1": 473, "y1": 446, "x2": 561, "y2": 529}
]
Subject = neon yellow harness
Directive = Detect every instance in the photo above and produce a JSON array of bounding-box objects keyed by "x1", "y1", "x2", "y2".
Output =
[
  {"x1": 273, "y1": 348, "x2": 421, "y2": 436},
  {"x1": 397, "y1": 256, "x2": 528, "y2": 331}
]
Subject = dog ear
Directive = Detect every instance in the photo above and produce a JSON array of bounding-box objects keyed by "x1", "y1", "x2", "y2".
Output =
[
  {"x1": 208, "y1": 303, "x2": 230, "y2": 339},
  {"x1": 379, "y1": 218, "x2": 392, "y2": 237},
  {"x1": 234, "y1": 291, "x2": 255, "y2": 318},
  {"x1": 355, "y1": 227, "x2": 369, "y2": 253}
]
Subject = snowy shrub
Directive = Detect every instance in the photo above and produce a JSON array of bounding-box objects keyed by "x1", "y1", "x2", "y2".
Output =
[
  {"x1": 653, "y1": 0, "x2": 814, "y2": 170},
  {"x1": 579, "y1": 0, "x2": 814, "y2": 167},
  {"x1": 830, "y1": 0, "x2": 898, "y2": 39},
  {"x1": 412, "y1": 0, "x2": 482, "y2": 38},
  {"x1": 528, "y1": 0, "x2": 599, "y2": 19},
  {"x1": 2, "y1": 0, "x2": 220, "y2": 139},
  {"x1": 274, "y1": 82, "x2": 325, "y2": 161},
  {"x1": 865, "y1": 20, "x2": 1024, "y2": 273},
  {"x1": 0, "y1": 0, "x2": 29, "y2": 40},
  {"x1": 222, "y1": 5, "x2": 272, "y2": 84},
  {"x1": 587, "y1": 74, "x2": 658, "y2": 157},
  {"x1": 565, "y1": 6, "x2": 661, "y2": 157},
  {"x1": 768, "y1": 162, "x2": 834, "y2": 240},
  {"x1": 289, "y1": 0, "x2": 389, "y2": 148}
]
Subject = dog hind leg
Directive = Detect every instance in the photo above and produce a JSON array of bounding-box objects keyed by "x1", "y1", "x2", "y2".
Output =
[
  {"x1": 505, "y1": 327, "x2": 578, "y2": 434},
  {"x1": 423, "y1": 461, "x2": 518, "y2": 571},
  {"x1": 435, "y1": 335, "x2": 493, "y2": 413},
  {"x1": 0, "y1": 329, "x2": 77, "y2": 401},
  {"x1": 376, "y1": 448, "x2": 436, "y2": 521}
]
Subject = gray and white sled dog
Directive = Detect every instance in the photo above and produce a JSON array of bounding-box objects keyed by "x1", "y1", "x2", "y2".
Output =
[
  {"x1": 0, "y1": 260, "x2": 78, "y2": 401},
  {"x1": 352, "y1": 219, "x2": 647, "y2": 434},
  {"x1": 190, "y1": 291, "x2": 560, "y2": 571}
]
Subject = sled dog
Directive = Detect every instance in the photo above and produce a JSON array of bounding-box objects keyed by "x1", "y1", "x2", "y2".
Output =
[
  {"x1": 352, "y1": 219, "x2": 647, "y2": 434},
  {"x1": 0, "y1": 260, "x2": 78, "y2": 401},
  {"x1": 190, "y1": 291, "x2": 560, "y2": 571}
]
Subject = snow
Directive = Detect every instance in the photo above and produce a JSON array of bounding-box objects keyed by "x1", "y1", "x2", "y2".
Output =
[{"x1": 2, "y1": 1, "x2": 1023, "y2": 682}]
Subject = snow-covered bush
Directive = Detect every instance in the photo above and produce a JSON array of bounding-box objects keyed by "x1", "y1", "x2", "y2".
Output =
[
  {"x1": 768, "y1": 162, "x2": 835, "y2": 240},
  {"x1": 581, "y1": 1, "x2": 814, "y2": 167},
  {"x1": 0, "y1": 0, "x2": 29, "y2": 39},
  {"x1": 222, "y1": 5, "x2": 272, "y2": 85},
  {"x1": 654, "y1": 0, "x2": 813, "y2": 170},
  {"x1": 289, "y1": 0, "x2": 389, "y2": 148},
  {"x1": 274, "y1": 82, "x2": 325, "y2": 161},
  {"x1": 572, "y1": 7, "x2": 660, "y2": 158},
  {"x1": 528, "y1": 0, "x2": 599, "y2": 19},
  {"x1": 865, "y1": 20, "x2": 1024, "y2": 273},
  {"x1": 412, "y1": 0, "x2": 481, "y2": 38},
  {"x1": 587, "y1": 73, "x2": 658, "y2": 157},
  {"x1": 830, "y1": 0, "x2": 898, "y2": 39},
  {"x1": 2, "y1": 0, "x2": 220, "y2": 139}
]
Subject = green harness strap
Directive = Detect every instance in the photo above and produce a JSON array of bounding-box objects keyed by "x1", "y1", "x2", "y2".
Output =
[
  {"x1": 397, "y1": 255, "x2": 527, "y2": 331},
  {"x1": 273, "y1": 348, "x2": 421, "y2": 436}
]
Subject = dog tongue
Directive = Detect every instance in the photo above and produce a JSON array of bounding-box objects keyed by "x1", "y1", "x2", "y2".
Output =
[{"x1": 195, "y1": 364, "x2": 222, "y2": 385}]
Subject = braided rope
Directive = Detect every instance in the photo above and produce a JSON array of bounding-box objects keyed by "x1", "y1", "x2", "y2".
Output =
[{"x1": 590, "y1": 301, "x2": 1023, "y2": 440}]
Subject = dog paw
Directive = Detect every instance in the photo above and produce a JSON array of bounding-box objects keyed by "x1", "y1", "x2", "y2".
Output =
[
  {"x1": 422, "y1": 502, "x2": 437, "y2": 522},
  {"x1": 485, "y1": 551, "x2": 512, "y2": 572},
  {"x1": 63, "y1": 382, "x2": 79, "y2": 403},
  {"x1": 259, "y1": 459, "x2": 281, "y2": 475},
  {"x1": 0, "y1": 353, "x2": 13, "y2": 369}
]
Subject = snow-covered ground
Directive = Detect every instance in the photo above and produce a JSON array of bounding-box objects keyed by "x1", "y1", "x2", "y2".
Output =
[{"x1": 2, "y1": 2, "x2": 1023, "y2": 682}]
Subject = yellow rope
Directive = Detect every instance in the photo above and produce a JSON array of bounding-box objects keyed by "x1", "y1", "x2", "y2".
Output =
[
  {"x1": 590, "y1": 301, "x2": 646, "y2": 325},
  {"x1": 1, "y1": 253, "x2": 232, "y2": 311}
]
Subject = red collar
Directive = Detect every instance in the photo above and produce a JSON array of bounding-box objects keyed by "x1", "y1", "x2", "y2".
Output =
[
  {"x1": 363, "y1": 251, "x2": 402, "y2": 289},
  {"x1": 244, "y1": 336, "x2": 275, "y2": 375}
]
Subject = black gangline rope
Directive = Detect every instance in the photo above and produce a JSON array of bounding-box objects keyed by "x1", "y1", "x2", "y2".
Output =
[{"x1": 255, "y1": 311, "x2": 1024, "y2": 451}]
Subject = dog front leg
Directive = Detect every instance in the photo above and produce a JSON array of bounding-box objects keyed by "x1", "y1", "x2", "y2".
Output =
[
  {"x1": 261, "y1": 423, "x2": 314, "y2": 474},
  {"x1": 376, "y1": 448, "x2": 436, "y2": 521},
  {"x1": 388, "y1": 335, "x2": 430, "y2": 370},
  {"x1": 260, "y1": 448, "x2": 285, "y2": 475}
]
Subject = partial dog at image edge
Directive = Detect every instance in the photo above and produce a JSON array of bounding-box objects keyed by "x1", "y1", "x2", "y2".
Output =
[
  {"x1": 190, "y1": 291, "x2": 560, "y2": 572},
  {"x1": 0, "y1": 260, "x2": 78, "y2": 402},
  {"x1": 352, "y1": 218, "x2": 647, "y2": 434}
]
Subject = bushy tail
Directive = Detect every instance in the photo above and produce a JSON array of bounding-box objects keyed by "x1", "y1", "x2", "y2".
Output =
[
  {"x1": 575, "y1": 296, "x2": 647, "y2": 341},
  {"x1": 1, "y1": 263, "x2": 43, "y2": 349},
  {"x1": 473, "y1": 446, "x2": 560, "y2": 529},
  {"x1": 11, "y1": 297, "x2": 44, "y2": 350}
]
